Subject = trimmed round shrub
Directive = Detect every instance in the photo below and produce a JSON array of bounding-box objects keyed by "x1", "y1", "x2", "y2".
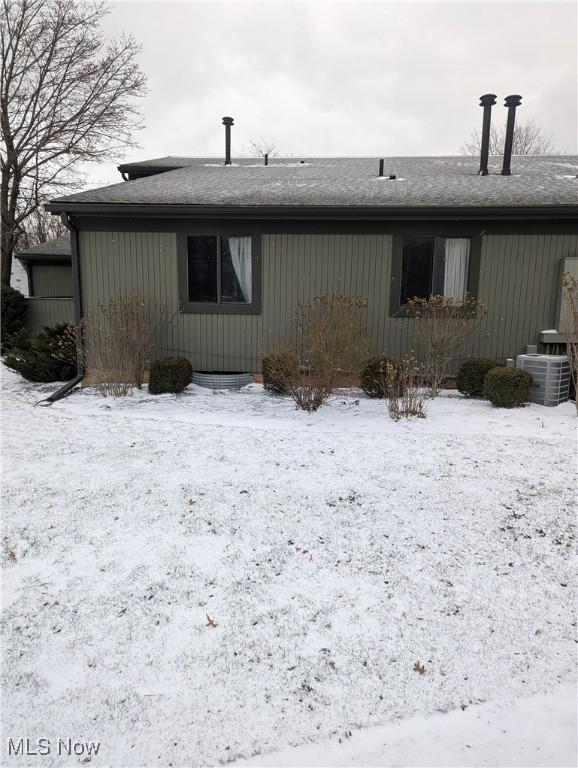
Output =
[
  {"x1": 262, "y1": 348, "x2": 299, "y2": 395},
  {"x1": 457, "y1": 357, "x2": 498, "y2": 398},
  {"x1": 360, "y1": 356, "x2": 400, "y2": 399},
  {"x1": 483, "y1": 366, "x2": 532, "y2": 408},
  {"x1": 3, "y1": 324, "x2": 77, "y2": 382},
  {"x1": 1, "y1": 286, "x2": 28, "y2": 351},
  {"x1": 149, "y1": 356, "x2": 192, "y2": 394}
]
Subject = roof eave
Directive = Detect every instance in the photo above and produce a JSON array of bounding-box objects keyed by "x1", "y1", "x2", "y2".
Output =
[
  {"x1": 44, "y1": 202, "x2": 578, "y2": 221},
  {"x1": 16, "y1": 252, "x2": 72, "y2": 263}
]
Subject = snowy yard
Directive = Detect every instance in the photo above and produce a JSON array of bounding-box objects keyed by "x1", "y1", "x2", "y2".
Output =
[{"x1": 2, "y1": 367, "x2": 576, "y2": 767}]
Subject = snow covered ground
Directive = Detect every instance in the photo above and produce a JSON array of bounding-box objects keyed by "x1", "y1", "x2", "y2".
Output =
[
  {"x1": 233, "y1": 685, "x2": 577, "y2": 767},
  {"x1": 2, "y1": 367, "x2": 576, "y2": 767}
]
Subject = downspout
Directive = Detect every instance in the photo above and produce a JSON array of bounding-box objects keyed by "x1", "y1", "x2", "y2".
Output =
[
  {"x1": 24, "y1": 259, "x2": 34, "y2": 296},
  {"x1": 35, "y1": 213, "x2": 84, "y2": 406}
]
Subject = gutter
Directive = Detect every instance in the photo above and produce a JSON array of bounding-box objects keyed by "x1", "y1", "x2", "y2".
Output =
[
  {"x1": 34, "y1": 214, "x2": 84, "y2": 406},
  {"x1": 43, "y1": 202, "x2": 578, "y2": 221}
]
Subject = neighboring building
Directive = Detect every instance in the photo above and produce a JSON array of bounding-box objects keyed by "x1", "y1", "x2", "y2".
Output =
[
  {"x1": 20, "y1": 143, "x2": 576, "y2": 375},
  {"x1": 16, "y1": 235, "x2": 74, "y2": 335},
  {"x1": 10, "y1": 257, "x2": 30, "y2": 297}
]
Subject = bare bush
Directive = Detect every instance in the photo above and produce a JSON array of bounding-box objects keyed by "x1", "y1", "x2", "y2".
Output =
[
  {"x1": 59, "y1": 296, "x2": 174, "y2": 396},
  {"x1": 297, "y1": 293, "x2": 371, "y2": 379},
  {"x1": 407, "y1": 294, "x2": 487, "y2": 396},
  {"x1": 266, "y1": 293, "x2": 370, "y2": 412},
  {"x1": 380, "y1": 355, "x2": 428, "y2": 420},
  {"x1": 562, "y1": 272, "x2": 578, "y2": 412},
  {"x1": 277, "y1": 365, "x2": 336, "y2": 413}
]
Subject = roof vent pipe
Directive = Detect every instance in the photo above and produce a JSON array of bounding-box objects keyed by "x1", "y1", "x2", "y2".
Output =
[
  {"x1": 501, "y1": 95, "x2": 522, "y2": 176},
  {"x1": 264, "y1": 153, "x2": 269, "y2": 166},
  {"x1": 478, "y1": 93, "x2": 497, "y2": 176},
  {"x1": 222, "y1": 116, "x2": 234, "y2": 165},
  {"x1": 378, "y1": 159, "x2": 384, "y2": 177}
]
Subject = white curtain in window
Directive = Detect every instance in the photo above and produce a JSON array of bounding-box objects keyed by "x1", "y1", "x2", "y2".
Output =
[
  {"x1": 228, "y1": 237, "x2": 252, "y2": 303},
  {"x1": 444, "y1": 238, "x2": 470, "y2": 299}
]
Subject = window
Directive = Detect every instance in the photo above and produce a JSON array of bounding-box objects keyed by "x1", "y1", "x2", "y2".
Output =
[
  {"x1": 400, "y1": 236, "x2": 471, "y2": 305},
  {"x1": 179, "y1": 232, "x2": 261, "y2": 315},
  {"x1": 187, "y1": 235, "x2": 253, "y2": 305}
]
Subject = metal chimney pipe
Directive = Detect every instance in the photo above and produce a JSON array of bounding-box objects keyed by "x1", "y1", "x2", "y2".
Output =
[
  {"x1": 478, "y1": 93, "x2": 497, "y2": 176},
  {"x1": 222, "y1": 116, "x2": 234, "y2": 165},
  {"x1": 501, "y1": 95, "x2": 522, "y2": 176},
  {"x1": 378, "y1": 159, "x2": 384, "y2": 177}
]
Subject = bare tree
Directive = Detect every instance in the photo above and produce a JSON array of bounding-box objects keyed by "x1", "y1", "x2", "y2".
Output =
[
  {"x1": 249, "y1": 138, "x2": 279, "y2": 158},
  {"x1": 460, "y1": 119, "x2": 555, "y2": 157},
  {"x1": 20, "y1": 209, "x2": 67, "y2": 248},
  {"x1": 1, "y1": 0, "x2": 147, "y2": 286}
]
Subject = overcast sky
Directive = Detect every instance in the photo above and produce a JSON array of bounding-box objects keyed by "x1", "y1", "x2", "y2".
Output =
[{"x1": 89, "y1": 0, "x2": 577, "y2": 187}]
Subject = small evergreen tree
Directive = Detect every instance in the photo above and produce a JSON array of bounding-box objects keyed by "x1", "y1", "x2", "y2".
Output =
[
  {"x1": 1, "y1": 286, "x2": 28, "y2": 351},
  {"x1": 4, "y1": 324, "x2": 77, "y2": 382}
]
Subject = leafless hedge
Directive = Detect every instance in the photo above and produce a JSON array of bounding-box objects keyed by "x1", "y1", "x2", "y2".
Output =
[
  {"x1": 58, "y1": 296, "x2": 174, "y2": 396},
  {"x1": 266, "y1": 293, "x2": 371, "y2": 412},
  {"x1": 379, "y1": 355, "x2": 429, "y2": 420},
  {"x1": 407, "y1": 294, "x2": 487, "y2": 396}
]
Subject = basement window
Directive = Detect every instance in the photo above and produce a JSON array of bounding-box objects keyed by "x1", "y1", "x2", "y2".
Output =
[
  {"x1": 179, "y1": 233, "x2": 261, "y2": 315},
  {"x1": 400, "y1": 236, "x2": 471, "y2": 304}
]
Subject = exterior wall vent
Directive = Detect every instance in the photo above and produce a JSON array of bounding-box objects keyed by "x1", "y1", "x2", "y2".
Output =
[
  {"x1": 501, "y1": 95, "x2": 522, "y2": 176},
  {"x1": 478, "y1": 93, "x2": 497, "y2": 176},
  {"x1": 378, "y1": 159, "x2": 396, "y2": 179},
  {"x1": 193, "y1": 372, "x2": 252, "y2": 390},
  {"x1": 515, "y1": 354, "x2": 571, "y2": 406},
  {"x1": 222, "y1": 116, "x2": 234, "y2": 165}
]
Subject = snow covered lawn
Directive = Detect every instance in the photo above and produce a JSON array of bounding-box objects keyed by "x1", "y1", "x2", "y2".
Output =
[{"x1": 2, "y1": 368, "x2": 576, "y2": 767}]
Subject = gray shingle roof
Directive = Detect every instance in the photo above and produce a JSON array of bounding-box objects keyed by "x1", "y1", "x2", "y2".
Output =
[
  {"x1": 50, "y1": 155, "x2": 578, "y2": 210},
  {"x1": 17, "y1": 234, "x2": 71, "y2": 260}
]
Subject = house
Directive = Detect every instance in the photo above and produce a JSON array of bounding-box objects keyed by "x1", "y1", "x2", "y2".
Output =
[
  {"x1": 17, "y1": 235, "x2": 74, "y2": 334},
  {"x1": 19, "y1": 115, "x2": 578, "y2": 377}
]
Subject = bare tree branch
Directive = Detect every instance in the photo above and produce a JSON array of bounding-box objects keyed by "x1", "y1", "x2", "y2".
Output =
[
  {"x1": 460, "y1": 119, "x2": 556, "y2": 157},
  {"x1": 19, "y1": 207, "x2": 67, "y2": 248},
  {"x1": 1, "y1": 0, "x2": 147, "y2": 286},
  {"x1": 249, "y1": 138, "x2": 279, "y2": 158}
]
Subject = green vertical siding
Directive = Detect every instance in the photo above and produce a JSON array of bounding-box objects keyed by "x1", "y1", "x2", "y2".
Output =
[
  {"x1": 24, "y1": 298, "x2": 75, "y2": 334},
  {"x1": 79, "y1": 231, "x2": 394, "y2": 371},
  {"x1": 462, "y1": 234, "x2": 578, "y2": 363},
  {"x1": 31, "y1": 264, "x2": 73, "y2": 297},
  {"x1": 78, "y1": 229, "x2": 578, "y2": 373}
]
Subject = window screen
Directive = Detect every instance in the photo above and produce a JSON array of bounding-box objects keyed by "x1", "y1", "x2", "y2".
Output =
[
  {"x1": 401, "y1": 236, "x2": 470, "y2": 304},
  {"x1": 401, "y1": 237, "x2": 434, "y2": 304},
  {"x1": 187, "y1": 236, "x2": 218, "y2": 302},
  {"x1": 187, "y1": 235, "x2": 252, "y2": 304}
]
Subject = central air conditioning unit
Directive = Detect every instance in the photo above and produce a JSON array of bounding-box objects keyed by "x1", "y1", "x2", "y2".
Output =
[{"x1": 515, "y1": 353, "x2": 571, "y2": 407}]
